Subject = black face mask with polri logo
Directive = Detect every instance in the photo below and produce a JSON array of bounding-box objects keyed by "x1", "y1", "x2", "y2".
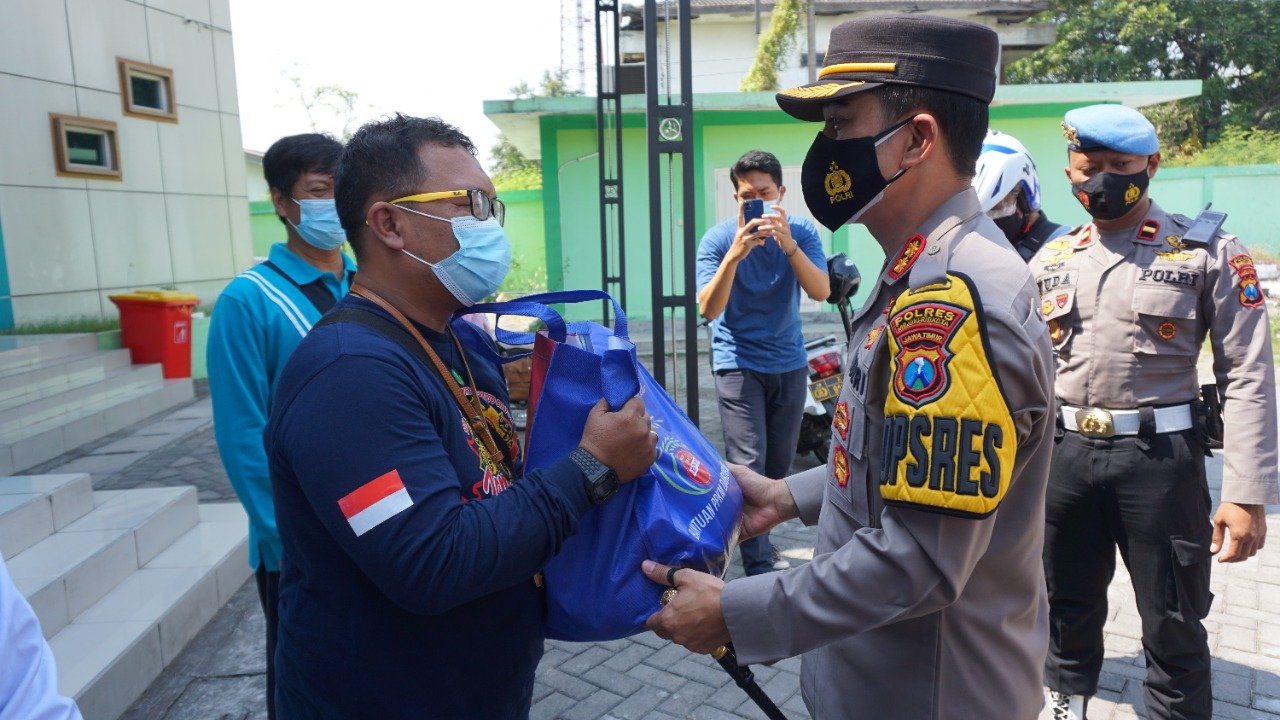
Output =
[
  {"x1": 800, "y1": 118, "x2": 911, "y2": 232},
  {"x1": 1070, "y1": 167, "x2": 1150, "y2": 221}
]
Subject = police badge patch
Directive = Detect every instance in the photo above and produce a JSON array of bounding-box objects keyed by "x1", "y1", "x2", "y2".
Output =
[
  {"x1": 887, "y1": 300, "x2": 970, "y2": 409},
  {"x1": 1230, "y1": 253, "x2": 1265, "y2": 308}
]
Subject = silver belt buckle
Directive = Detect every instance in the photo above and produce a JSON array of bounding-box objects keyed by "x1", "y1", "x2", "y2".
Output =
[{"x1": 1075, "y1": 408, "x2": 1115, "y2": 438}]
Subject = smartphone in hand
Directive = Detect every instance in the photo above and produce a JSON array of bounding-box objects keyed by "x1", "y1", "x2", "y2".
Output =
[{"x1": 742, "y1": 198, "x2": 765, "y2": 225}]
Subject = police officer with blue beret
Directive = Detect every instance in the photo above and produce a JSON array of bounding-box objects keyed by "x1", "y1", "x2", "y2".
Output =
[{"x1": 1030, "y1": 104, "x2": 1278, "y2": 720}]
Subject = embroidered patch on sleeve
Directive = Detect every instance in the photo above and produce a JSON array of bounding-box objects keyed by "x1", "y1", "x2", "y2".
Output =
[
  {"x1": 1229, "y1": 254, "x2": 1265, "y2": 307},
  {"x1": 339, "y1": 470, "x2": 413, "y2": 537},
  {"x1": 879, "y1": 274, "x2": 1018, "y2": 518}
]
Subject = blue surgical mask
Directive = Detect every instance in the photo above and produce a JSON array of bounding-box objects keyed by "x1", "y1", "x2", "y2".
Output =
[
  {"x1": 290, "y1": 198, "x2": 347, "y2": 250},
  {"x1": 394, "y1": 206, "x2": 512, "y2": 306}
]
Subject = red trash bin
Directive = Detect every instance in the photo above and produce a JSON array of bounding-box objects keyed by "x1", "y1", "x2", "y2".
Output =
[{"x1": 108, "y1": 290, "x2": 200, "y2": 379}]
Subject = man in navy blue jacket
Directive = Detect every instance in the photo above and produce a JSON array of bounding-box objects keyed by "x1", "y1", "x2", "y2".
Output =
[{"x1": 265, "y1": 114, "x2": 657, "y2": 719}]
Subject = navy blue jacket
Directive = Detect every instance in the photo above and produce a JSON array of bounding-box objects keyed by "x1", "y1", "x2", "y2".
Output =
[{"x1": 265, "y1": 295, "x2": 589, "y2": 719}]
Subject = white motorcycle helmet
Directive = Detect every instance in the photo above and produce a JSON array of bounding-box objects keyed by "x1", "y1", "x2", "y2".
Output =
[{"x1": 972, "y1": 130, "x2": 1041, "y2": 216}]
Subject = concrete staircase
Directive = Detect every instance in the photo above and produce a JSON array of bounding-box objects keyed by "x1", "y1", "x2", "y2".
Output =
[
  {"x1": 0, "y1": 335, "x2": 194, "y2": 474},
  {"x1": 0, "y1": 473, "x2": 250, "y2": 720}
]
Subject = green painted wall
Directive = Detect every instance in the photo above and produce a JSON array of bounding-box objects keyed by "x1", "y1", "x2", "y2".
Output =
[
  {"x1": 499, "y1": 87, "x2": 1280, "y2": 323},
  {"x1": 499, "y1": 189, "x2": 548, "y2": 294},
  {"x1": 250, "y1": 200, "x2": 285, "y2": 259}
]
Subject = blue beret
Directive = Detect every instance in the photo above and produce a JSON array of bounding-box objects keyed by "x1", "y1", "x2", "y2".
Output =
[{"x1": 1061, "y1": 104, "x2": 1159, "y2": 155}]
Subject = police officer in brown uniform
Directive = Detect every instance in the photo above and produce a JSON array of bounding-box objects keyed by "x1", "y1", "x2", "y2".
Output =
[
  {"x1": 1032, "y1": 104, "x2": 1279, "y2": 720},
  {"x1": 641, "y1": 16, "x2": 1057, "y2": 719}
]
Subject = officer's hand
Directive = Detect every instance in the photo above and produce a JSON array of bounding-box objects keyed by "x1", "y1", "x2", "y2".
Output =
[
  {"x1": 731, "y1": 463, "x2": 798, "y2": 540},
  {"x1": 579, "y1": 397, "x2": 658, "y2": 483},
  {"x1": 641, "y1": 560, "x2": 730, "y2": 654},
  {"x1": 1211, "y1": 502, "x2": 1267, "y2": 563}
]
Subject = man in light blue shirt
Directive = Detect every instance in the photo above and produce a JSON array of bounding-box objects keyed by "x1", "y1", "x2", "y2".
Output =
[
  {"x1": 696, "y1": 150, "x2": 829, "y2": 575},
  {"x1": 0, "y1": 557, "x2": 82, "y2": 720},
  {"x1": 207, "y1": 133, "x2": 353, "y2": 720}
]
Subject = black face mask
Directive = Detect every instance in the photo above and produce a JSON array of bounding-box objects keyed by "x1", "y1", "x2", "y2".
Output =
[
  {"x1": 1070, "y1": 167, "x2": 1149, "y2": 221},
  {"x1": 993, "y1": 211, "x2": 1029, "y2": 242},
  {"x1": 801, "y1": 118, "x2": 911, "y2": 232}
]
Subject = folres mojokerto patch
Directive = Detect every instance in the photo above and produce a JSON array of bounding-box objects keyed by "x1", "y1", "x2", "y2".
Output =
[{"x1": 880, "y1": 273, "x2": 1018, "y2": 518}]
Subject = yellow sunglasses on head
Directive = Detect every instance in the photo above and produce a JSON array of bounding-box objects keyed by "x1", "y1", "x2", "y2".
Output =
[{"x1": 387, "y1": 189, "x2": 505, "y2": 226}]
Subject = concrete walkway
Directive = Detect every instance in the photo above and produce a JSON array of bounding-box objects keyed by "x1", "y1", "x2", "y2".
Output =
[{"x1": 27, "y1": 379, "x2": 1280, "y2": 720}]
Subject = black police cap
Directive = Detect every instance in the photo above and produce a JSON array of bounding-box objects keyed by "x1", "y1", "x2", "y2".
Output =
[{"x1": 776, "y1": 15, "x2": 1000, "y2": 122}]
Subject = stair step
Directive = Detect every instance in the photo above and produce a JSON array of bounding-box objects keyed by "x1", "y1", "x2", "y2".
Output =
[
  {"x1": 6, "y1": 486, "x2": 198, "y2": 639},
  {"x1": 0, "y1": 334, "x2": 101, "y2": 379},
  {"x1": 0, "y1": 364, "x2": 164, "y2": 435},
  {"x1": 0, "y1": 349, "x2": 134, "y2": 412},
  {"x1": 0, "y1": 473, "x2": 94, "y2": 557},
  {"x1": 49, "y1": 503, "x2": 250, "y2": 720},
  {"x1": 62, "y1": 486, "x2": 198, "y2": 567},
  {"x1": 2, "y1": 378, "x2": 195, "y2": 474}
]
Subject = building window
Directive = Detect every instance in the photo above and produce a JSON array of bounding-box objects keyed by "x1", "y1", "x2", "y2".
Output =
[
  {"x1": 117, "y1": 58, "x2": 177, "y2": 121},
  {"x1": 50, "y1": 114, "x2": 122, "y2": 179}
]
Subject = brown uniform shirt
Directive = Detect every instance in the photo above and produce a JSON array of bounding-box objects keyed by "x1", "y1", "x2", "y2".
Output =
[
  {"x1": 722, "y1": 190, "x2": 1055, "y2": 720},
  {"x1": 1028, "y1": 200, "x2": 1278, "y2": 505}
]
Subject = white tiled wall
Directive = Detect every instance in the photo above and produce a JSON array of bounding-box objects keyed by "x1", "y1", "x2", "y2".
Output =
[
  {"x1": 87, "y1": 191, "x2": 174, "y2": 288},
  {"x1": 76, "y1": 87, "x2": 166, "y2": 193},
  {"x1": 0, "y1": 1, "x2": 74, "y2": 84},
  {"x1": 0, "y1": 187, "x2": 99, "y2": 296},
  {"x1": 0, "y1": 75, "x2": 84, "y2": 190},
  {"x1": 165, "y1": 195, "x2": 234, "y2": 282},
  {"x1": 0, "y1": 0, "x2": 249, "y2": 324},
  {"x1": 146, "y1": 9, "x2": 219, "y2": 113},
  {"x1": 157, "y1": 108, "x2": 228, "y2": 196},
  {"x1": 65, "y1": 0, "x2": 150, "y2": 94}
]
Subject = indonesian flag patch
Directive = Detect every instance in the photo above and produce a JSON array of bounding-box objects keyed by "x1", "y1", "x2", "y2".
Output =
[{"x1": 338, "y1": 470, "x2": 413, "y2": 536}]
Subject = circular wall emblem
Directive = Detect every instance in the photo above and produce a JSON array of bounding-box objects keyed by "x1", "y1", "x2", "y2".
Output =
[{"x1": 658, "y1": 117, "x2": 682, "y2": 141}]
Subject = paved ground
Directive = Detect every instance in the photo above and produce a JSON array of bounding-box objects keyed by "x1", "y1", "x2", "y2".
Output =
[{"x1": 30, "y1": 361, "x2": 1280, "y2": 719}]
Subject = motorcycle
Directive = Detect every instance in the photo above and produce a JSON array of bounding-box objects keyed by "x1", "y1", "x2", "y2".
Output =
[{"x1": 794, "y1": 254, "x2": 861, "y2": 462}]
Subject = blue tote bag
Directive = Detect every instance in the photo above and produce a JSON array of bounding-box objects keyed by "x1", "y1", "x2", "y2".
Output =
[{"x1": 455, "y1": 290, "x2": 742, "y2": 641}]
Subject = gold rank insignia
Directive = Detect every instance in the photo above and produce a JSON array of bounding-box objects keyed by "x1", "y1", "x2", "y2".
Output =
[
  {"x1": 887, "y1": 234, "x2": 926, "y2": 281},
  {"x1": 864, "y1": 324, "x2": 884, "y2": 349},
  {"x1": 834, "y1": 401, "x2": 850, "y2": 441},
  {"x1": 1136, "y1": 220, "x2": 1160, "y2": 242},
  {"x1": 1047, "y1": 319, "x2": 1064, "y2": 344},
  {"x1": 1155, "y1": 234, "x2": 1195, "y2": 261}
]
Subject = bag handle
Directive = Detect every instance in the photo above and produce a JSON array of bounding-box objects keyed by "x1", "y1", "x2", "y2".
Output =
[{"x1": 492, "y1": 290, "x2": 629, "y2": 340}]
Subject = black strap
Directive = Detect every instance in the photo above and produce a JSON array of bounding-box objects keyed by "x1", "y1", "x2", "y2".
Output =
[{"x1": 260, "y1": 260, "x2": 341, "y2": 315}]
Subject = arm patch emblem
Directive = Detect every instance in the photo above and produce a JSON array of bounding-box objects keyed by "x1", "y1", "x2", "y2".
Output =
[{"x1": 880, "y1": 274, "x2": 1018, "y2": 518}]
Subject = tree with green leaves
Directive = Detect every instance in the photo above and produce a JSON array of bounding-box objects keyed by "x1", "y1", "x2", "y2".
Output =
[
  {"x1": 1007, "y1": 0, "x2": 1280, "y2": 158},
  {"x1": 490, "y1": 70, "x2": 582, "y2": 190},
  {"x1": 740, "y1": 0, "x2": 804, "y2": 92}
]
